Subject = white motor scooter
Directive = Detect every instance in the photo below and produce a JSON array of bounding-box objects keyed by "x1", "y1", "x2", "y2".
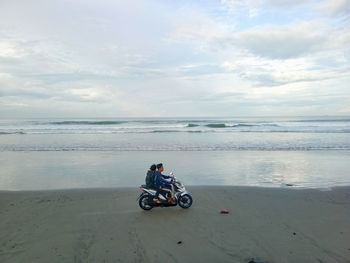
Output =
[{"x1": 138, "y1": 173, "x2": 193, "y2": 210}]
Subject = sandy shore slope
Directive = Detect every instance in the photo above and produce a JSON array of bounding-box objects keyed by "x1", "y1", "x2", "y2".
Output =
[{"x1": 1, "y1": 186, "x2": 350, "y2": 263}]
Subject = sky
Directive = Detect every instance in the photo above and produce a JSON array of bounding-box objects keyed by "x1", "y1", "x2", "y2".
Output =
[{"x1": 0, "y1": 0, "x2": 349, "y2": 118}]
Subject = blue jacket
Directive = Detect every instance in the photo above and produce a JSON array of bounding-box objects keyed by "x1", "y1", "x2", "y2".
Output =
[{"x1": 154, "y1": 171, "x2": 171, "y2": 188}]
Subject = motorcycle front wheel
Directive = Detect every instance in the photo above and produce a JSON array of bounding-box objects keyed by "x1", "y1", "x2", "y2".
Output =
[
  {"x1": 139, "y1": 194, "x2": 153, "y2": 210},
  {"x1": 178, "y1": 194, "x2": 193, "y2": 209}
]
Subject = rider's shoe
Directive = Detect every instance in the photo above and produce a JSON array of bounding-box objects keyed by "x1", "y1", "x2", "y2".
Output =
[
  {"x1": 168, "y1": 197, "x2": 176, "y2": 204},
  {"x1": 153, "y1": 198, "x2": 161, "y2": 204}
]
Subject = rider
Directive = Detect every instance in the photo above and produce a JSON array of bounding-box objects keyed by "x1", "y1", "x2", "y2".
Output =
[
  {"x1": 145, "y1": 164, "x2": 160, "y2": 203},
  {"x1": 145, "y1": 164, "x2": 157, "y2": 189},
  {"x1": 154, "y1": 163, "x2": 174, "y2": 202}
]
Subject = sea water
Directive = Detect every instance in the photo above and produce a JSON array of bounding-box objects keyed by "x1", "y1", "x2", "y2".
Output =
[{"x1": 0, "y1": 117, "x2": 350, "y2": 190}]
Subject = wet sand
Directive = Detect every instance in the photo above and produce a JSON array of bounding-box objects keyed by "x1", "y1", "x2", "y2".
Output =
[{"x1": 1, "y1": 186, "x2": 350, "y2": 263}]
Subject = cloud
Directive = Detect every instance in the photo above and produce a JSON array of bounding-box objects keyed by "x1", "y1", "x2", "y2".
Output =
[
  {"x1": 170, "y1": 18, "x2": 330, "y2": 59},
  {"x1": 234, "y1": 23, "x2": 326, "y2": 59},
  {"x1": 223, "y1": 54, "x2": 350, "y2": 87},
  {"x1": 169, "y1": 9, "x2": 350, "y2": 89},
  {"x1": 220, "y1": 0, "x2": 316, "y2": 17},
  {"x1": 0, "y1": 41, "x2": 23, "y2": 58},
  {"x1": 168, "y1": 9, "x2": 233, "y2": 48},
  {"x1": 319, "y1": 0, "x2": 350, "y2": 17},
  {"x1": 0, "y1": 0, "x2": 349, "y2": 117}
]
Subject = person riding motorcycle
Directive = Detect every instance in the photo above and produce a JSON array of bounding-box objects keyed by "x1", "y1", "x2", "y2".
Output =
[
  {"x1": 154, "y1": 163, "x2": 174, "y2": 202},
  {"x1": 145, "y1": 164, "x2": 161, "y2": 203},
  {"x1": 145, "y1": 164, "x2": 157, "y2": 189}
]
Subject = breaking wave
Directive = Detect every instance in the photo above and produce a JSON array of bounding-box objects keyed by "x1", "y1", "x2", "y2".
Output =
[{"x1": 49, "y1": 121, "x2": 127, "y2": 125}]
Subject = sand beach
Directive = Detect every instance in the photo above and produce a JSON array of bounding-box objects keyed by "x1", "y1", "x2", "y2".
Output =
[{"x1": 1, "y1": 186, "x2": 350, "y2": 263}]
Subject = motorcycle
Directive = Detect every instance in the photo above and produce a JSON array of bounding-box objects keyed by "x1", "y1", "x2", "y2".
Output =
[{"x1": 138, "y1": 173, "x2": 193, "y2": 210}]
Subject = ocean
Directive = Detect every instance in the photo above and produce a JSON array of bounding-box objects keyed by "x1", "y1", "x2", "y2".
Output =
[{"x1": 1, "y1": 116, "x2": 350, "y2": 190}]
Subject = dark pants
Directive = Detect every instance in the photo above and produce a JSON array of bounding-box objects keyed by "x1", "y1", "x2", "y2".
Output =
[{"x1": 155, "y1": 185, "x2": 171, "y2": 199}]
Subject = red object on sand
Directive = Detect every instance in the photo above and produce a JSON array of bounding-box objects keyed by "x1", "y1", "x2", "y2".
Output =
[{"x1": 220, "y1": 209, "x2": 229, "y2": 214}]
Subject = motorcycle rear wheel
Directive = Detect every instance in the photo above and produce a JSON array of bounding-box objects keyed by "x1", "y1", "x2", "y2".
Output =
[{"x1": 139, "y1": 194, "x2": 153, "y2": 210}]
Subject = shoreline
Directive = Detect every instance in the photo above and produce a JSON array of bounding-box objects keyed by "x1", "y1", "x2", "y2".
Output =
[
  {"x1": 1, "y1": 186, "x2": 350, "y2": 262},
  {"x1": 1, "y1": 184, "x2": 350, "y2": 193},
  {"x1": 2, "y1": 150, "x2": 350, "y2": 190}
]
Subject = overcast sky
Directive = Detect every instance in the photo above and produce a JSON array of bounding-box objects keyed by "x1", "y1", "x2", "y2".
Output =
[{"x1": 0, "y1": 0, "x2": 349, "y2": 118}]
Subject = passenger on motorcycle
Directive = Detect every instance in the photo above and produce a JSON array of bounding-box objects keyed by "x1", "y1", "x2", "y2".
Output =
[
  {"x1": 154, "y1": 163, "x2": 174, "y2": 202},
  {"x1": 145, "y1": 164, "x2": 160, "y2": 203},
  {"x1": 145, "y1": 164, "x2": 157, "y2": 189}
]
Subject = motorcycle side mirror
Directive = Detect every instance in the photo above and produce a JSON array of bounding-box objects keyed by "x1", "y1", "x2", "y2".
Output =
[{"x1": 170, "y1": 172, "x2": 174, "y2": 176}]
